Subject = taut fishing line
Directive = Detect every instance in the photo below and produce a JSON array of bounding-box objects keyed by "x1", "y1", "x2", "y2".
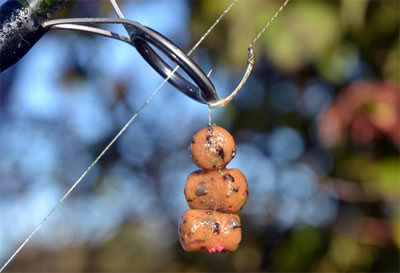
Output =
[{"x1": 0, "y1": 0, "x2": 290, "y2": 270}]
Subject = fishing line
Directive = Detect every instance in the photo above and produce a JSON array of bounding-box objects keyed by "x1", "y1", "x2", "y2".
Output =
[
  {"x1": 110, "y1": 0, "x2": 125, "y2": 19},
  {"x1": 0, "y1": 1, "x2": 238, "y2": 271},
  {"x1": 206, "y1": 69, "x2": 213, "y2": 126},
  {"x1": 0, "y1": 0, "x2": 290, "y2": 270},
  {"x1": 250, "y1": 0, "x2": 290, "y2": 47}
]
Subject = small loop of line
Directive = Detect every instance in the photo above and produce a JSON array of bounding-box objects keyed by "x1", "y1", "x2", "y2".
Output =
[
  {"x1": 208, "y1": 106, "x2": 212, "y2": 126},
  {"x1": 206, "y1": 69, "x2": 213, "y2": 126},
  {"x1": 0, "y1": 1, "x2": 239, "y2": 272}
]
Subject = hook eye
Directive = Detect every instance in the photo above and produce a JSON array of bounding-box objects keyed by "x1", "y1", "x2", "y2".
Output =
[{"x1": 131, "y1": 25, "x2": 218, "y2": 104}]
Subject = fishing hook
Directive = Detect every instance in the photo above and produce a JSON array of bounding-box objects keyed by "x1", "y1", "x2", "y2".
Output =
[
  {"x1": 1, "y1": 0, "x2": 254, "y2": 108},
  {"x1": 108, "y1": 0, "x2": 255, "y2": 109},
  {"x1": 208, "y1": 46, "x2": 255, "y2": 108},
  {"x1": 42, "y1": 17, "x2": 219, "y2": 104}
]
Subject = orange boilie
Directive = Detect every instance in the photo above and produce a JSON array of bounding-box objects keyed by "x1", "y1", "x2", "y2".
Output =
[
  {"x1": 179, "y1": 124, "x2": 247, "y2": 253},
  {"x1": 184, "y1": 168, "x2": 248, "y2": 213},
  {"x1": 179, "y1": 209, "x2": 242, "y2": 252},
  {"x1": 190, "y1": 124, "x2": 236, "y2": 170}
]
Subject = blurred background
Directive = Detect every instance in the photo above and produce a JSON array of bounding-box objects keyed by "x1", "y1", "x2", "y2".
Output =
[{"x1": 0, "y1": 0, "x2": 399, "y2": 271}]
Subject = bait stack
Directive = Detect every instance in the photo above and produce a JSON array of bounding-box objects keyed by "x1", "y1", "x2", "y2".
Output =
[{"x1": 179, "y1": 124, "x2": 248, "y2": 253}]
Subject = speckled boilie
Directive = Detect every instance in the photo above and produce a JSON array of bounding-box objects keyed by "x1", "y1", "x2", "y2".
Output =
[{"x1": 190, "y1": 124, "x2": 236, "y2": 170}]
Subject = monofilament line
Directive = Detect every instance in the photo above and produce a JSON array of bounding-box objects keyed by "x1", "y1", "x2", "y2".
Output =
[
  {"x1": 206, "y1": 69, "x2": 213, "y2": 126},
  {"x1": 110, "y1": 0, "x2": 125, "y2": 19},
  {"x1": 0, "y1": 1, "x2": 238, "y2": 271},
  {"x1": 250, "y1": 0, "x2": 290, "y2": 47}
]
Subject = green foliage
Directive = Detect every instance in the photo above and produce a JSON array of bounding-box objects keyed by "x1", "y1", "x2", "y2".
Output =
[{"x1": 337, "y1": 156, "x2": 399, "y2": 201}]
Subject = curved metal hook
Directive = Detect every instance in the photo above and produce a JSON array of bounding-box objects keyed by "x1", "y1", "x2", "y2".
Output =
[
  {"x1": 47, "y1": 17, "x2": 256, "y2": 108},
  {"x1": 207, "y1": 46, "x2": 255, "y2": 108},
  {"x1": 42, "y1": 18, "x2": 218, "y2": 104},
  {"x1": 1, "y1": 0, "x2": 256, "y2": 108},
  {"x1": 108, "y1": 0, "x2": 256, "y2": 109}
]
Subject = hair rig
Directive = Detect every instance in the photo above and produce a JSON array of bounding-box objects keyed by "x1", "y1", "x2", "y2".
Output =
[{"x1": 0, "y1": 0, "x2": 254, "y2": 108}]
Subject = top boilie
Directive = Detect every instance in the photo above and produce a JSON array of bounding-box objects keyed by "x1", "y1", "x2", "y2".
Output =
[{"x1": 190, "y1": 124, "x2": 236, "y2": 170}]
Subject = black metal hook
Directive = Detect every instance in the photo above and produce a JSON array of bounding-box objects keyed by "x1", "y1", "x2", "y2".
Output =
[
  {"x1": 0, "y1": 0, "x2": 218, "y2": 104},
  {"x1": 42, "y1": 18, "x2": 219, "y2": 104},
  {"x1": 132, "y1": 26, "x2": 218, "y2": 103}
]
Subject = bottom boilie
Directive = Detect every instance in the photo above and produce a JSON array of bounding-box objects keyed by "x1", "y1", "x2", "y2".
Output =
[{"x1": 178, "y1": 209, "x2": 242, "y2": 253}]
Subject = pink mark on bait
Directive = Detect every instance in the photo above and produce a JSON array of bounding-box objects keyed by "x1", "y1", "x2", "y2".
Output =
[{"x1": 207, "y1": 244, "x2": 224, "y2": 253}]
